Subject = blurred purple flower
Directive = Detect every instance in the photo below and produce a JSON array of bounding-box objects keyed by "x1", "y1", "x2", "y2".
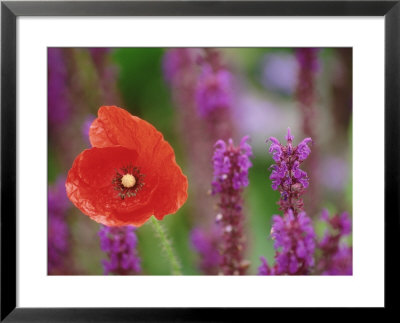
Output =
[
  {"x1": 317, "y1": 210, "x2": 352, "y2": 275},
  {"x1": 88, "y1": 48, "x2": 122, "y2": 106},
  {"x1": 48, "y1": 48, "x2": 70, "y2": 127},
  {"x1": 48, "y1": 176, "x2": 70, "y2": 215},
  {"x1": 48, "y1": 176, "x2": 70, "y2": 273},
  {"x1": 267, "y1": 128, "x2": 312, "y2": 215},
  {"x1": 211, "y1": 136, "x2": 252, "y2": 275},
  {"x1": 296, "y1": 48, "x2": 319, "y2": 73},
  {"x1": 89, "y1": 48, "x2": 111, "y2": 69},
  {"x1": 295, "y1": 48, "x2": 320, "y2": 216},
  {"x1": 321, "y1": 157, "x2": 349, "y2": 192},
  {"x1": 190, "y1": 227, "x2": 221, "y2": 275},
  {"x1": 320, "y1": 210, "x2": 351, "y2": 236},
  {"x1": 233, "y1": 94, "x2": 299, "y2": 153},
  {"x1": 261, "y1": 53, "x2": 298, "y2": 94},
  {"x1": 195, "y1": 64, "x2": 233, "y2": 117},
  {"x1": 323, "y1": 245, "x2": 352, "y2": 275},
  {"x1": 99, "y1": 225, "x2": 141, "y2": 275},
  {"x1": 163, "y1": 48, "x2": 194, "y2": 84},
  {"x1": 48, "y1": 216, "x2": 69, "y2": 273}
]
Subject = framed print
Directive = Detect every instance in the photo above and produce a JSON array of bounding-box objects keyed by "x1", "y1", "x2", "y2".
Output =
[{"x1": 1, "y1": 1, "x2": 399, "y2": 321}]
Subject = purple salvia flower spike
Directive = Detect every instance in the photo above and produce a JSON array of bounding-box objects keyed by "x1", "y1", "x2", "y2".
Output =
[
  {"x1": 211, "y1": 136, "x2": 252, "y2": 275},
  {"x1": 259, "y1": 129, "x2": 316, "y2": 275},
  {"x1": 266, "y1": 129, "x2": 312, "y2": 215},
  {"x1": 269, "y1": 209, "x2": 316, "y2": 275}
]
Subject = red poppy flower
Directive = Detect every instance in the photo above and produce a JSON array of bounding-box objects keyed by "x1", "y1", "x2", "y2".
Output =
[{"x1": 66, "y1": 106, "x2": 188, "y2": 227}]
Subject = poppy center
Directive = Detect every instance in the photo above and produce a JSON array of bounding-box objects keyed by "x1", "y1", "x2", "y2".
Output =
[
  {"x1": 112, "y1": 164, "x2": 145, "y2": 200},
  {"x1": 121, "y1": 174, "x2": 136, "y2": 188}
]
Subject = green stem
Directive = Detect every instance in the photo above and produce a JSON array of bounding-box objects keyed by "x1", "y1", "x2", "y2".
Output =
[{"x1": 150, "y1": 217, "x2": 182, "y2": 275}]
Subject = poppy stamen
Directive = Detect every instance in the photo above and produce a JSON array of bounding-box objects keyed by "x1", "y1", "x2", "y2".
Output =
[{"x1": 112, "y1": 163, "x2": 145, "y2": 200}]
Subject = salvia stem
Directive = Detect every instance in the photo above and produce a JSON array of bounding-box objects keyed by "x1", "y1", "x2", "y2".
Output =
[{"x1": 150, "y1": 216, "x2": 182, "y2": 275}]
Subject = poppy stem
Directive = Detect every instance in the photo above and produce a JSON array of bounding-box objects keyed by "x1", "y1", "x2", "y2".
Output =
[{"x1": 150, "y1": 217, "x2": 182, "y2": 275}]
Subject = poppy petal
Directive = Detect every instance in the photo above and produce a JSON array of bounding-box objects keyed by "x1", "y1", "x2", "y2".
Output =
[
  {"x1": 149, "y1": 139, "x2": 188, "y2": 219},
  {"x1": 89, "y1": 106, "x2": 163, "y2": 160},
  {"x1": 66, "y1": 146, "x2": 159, "y2": 227}
]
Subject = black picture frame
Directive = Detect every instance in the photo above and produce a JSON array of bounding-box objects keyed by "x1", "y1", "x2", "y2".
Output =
[{"x1": 1, "y1": 1, "x2": 399, "y2": 321}]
